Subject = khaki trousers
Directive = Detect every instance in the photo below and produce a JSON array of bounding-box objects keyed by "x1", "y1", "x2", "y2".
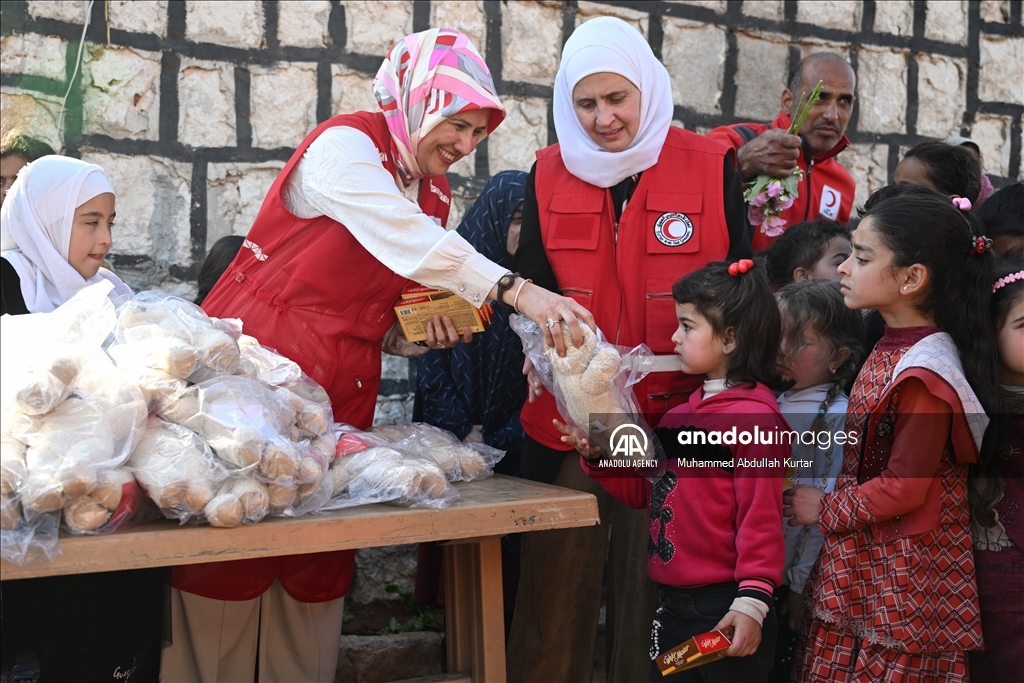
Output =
[
  {"x1": 161, "y1": 580, "x2": 345, "y2": 682},
  {"x1": 507, "y1": 451, "x2": 658, "y2": 683}
]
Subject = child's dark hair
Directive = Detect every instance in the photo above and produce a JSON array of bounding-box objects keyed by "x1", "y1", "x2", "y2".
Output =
[
  {"x1": 862, "y1": 184, "x2": 1003, "y2": 464},
  {"x1": 0, "y1": 129, "x2": 54, "y2": 162},
  {"x1": 672, "y1": 259, "x2": 783, "y2": 389},
  {"x1": 978, "y1": 183, "x2": 1024, "y2": 256},
  {"x1": 777, "y1": 280, "x2": 865, "y2": 433},
  {"x1": 971, "y1": 254, "x2": 1024, "y2": 524},
  {"x1": 765, "y1": 219, "x2": 850, "y2": 288},
  {"x1": 195, "y1": 235, "x2": 244, "y2": 305},
  {"x1": 901, "y1": 141, "x2": 982, "y2": 203}
]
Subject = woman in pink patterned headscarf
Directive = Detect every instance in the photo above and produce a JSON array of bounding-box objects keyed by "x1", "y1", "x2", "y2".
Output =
[{"x1": 164, "y1": 29, "x2": 593, "y2": 683}]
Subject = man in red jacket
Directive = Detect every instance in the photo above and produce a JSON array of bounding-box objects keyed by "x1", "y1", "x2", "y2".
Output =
[{"x1": 708, "y1": 52, "x2": 857, "y2": 251}]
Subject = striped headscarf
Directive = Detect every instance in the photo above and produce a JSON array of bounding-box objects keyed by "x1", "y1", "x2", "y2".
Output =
[{"x1": 373, "y1": 28, "x2": 505, "y2": 183}]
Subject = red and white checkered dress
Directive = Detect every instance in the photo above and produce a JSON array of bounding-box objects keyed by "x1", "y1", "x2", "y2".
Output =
[{"x1": 795, "y1": 327, "x2": 984, "y2": 683}]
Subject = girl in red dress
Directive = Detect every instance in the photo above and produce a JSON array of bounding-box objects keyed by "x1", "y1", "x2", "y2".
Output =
[{"x1": 784, "y1": 185, "x2": 1001, "y2": 683}]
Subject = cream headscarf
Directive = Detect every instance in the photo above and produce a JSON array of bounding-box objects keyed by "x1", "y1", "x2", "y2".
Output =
[
  {"x1": 1, "y1": 155, "x2": 132, "y2": 313},
  {"x1": 553, "y1": 17, "x2": 674, "y2": 188}
]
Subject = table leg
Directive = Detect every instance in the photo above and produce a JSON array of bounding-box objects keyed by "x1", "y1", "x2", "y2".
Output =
[{"x1": 443, "y1": 537, "x2": 506, "y2": 683}]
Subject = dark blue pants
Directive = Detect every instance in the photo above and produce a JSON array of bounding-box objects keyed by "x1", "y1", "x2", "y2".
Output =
[{"x1": 650, "y1": 582, "x2": 777, "y2": 683}]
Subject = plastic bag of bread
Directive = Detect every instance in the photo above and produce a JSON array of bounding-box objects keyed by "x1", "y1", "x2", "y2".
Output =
[
  {"x1": 234, "y1": 334, "x2": 303, "y2": 386},
  {"x1": 371, "y1": 422, "x2": 504, "y2": 482},
  {"x1": 0, "y1": 507, "x2": 60, "y2": 566},
  {"x1": 203, "y1": 476, "x2": 271, "y2": 527},
  {"x1": 322, "y1": 443, "x2": 458, "y2": 510},
  {"x1": 127, "y1": 416, "x2": 228, "y2": 523},
  {"x1": 62, "y1": 468, "x2": 150, "y2": 535},
  {"x1": 112, "y1": 291, "x2": 241, "y2": 381}
]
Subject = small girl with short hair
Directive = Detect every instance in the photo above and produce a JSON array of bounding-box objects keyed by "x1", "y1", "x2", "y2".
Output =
[
  {"x1": 969, "y1": 254, "x2": 1024, "y2": 683},
  {"x1": 785, "y1": 184, "x2": 1000, "y2": 683},
  {"x1": 765, "y1": 219, "x2": 851, "y2": 289},
  {"x1": 581, "y1": 259, "x2": 790, "y2": 682},
  {"x1": 771, "y1": 279, "x2": 864, "y2": 682}
]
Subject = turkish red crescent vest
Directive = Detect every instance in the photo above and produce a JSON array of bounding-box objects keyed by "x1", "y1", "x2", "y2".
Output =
[
  {"x1": 520, "y1": 127, "x2": 733, "y2": 451},
  {"x1": 175, "y1": 111, "x2": 451, "y2": 603}
]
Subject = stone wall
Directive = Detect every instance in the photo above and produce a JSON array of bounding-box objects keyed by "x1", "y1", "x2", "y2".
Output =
[{"x1": 3, "y1": 0, "x2": 1023, "y2": 424}]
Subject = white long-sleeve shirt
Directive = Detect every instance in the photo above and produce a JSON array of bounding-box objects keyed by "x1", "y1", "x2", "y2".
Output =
[
  {"x1": 281, "y1": 126, "x2": 506, "y2": 306},
  {"x1": 778, "y1": 383, "x2": 849, "y2": 593}
]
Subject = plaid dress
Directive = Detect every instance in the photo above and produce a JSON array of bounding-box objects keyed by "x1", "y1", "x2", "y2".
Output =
[{"x1": 796, "y1": 327, "x2": 984, "y2": 683}]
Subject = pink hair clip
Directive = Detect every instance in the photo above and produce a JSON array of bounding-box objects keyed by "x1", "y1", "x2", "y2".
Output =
[
  {"x1": 952, "y1": 197, "x2": 973, "y2": 211},
  {"x1": 992, "y1": 270, "x2": 1024, "y2": 294}
]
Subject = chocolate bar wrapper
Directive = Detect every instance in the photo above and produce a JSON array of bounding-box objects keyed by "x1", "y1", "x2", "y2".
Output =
[{"x1": 655, "y1": 628, "x2": 733, "y2": 676}]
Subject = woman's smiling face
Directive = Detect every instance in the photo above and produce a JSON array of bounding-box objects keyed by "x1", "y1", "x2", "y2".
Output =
[
  {"x1": 572, "y1": 72, "x2": 641, "y2": 153},
  {"x1": 415, "y1": 108, "x2": 491, "y2": 177}
]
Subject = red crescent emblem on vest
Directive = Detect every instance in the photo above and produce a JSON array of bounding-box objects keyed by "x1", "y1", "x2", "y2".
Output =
[
  {"x1": 654, "y1": 213, "x2": 694, "y2": 247},
  {"x1": 825, "y1": 189, "x2": 837, "y2": 208}
]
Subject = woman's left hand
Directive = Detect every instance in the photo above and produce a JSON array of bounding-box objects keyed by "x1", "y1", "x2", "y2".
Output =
[
  {"x1": 382, "y1": 323, "x2": 429, "y2": 357},
  {"x1": 424, "y1": 314, "x2": 473, "y2": 351},
  {"x1": 783, "y1": 485, "x2": 825, "y2": 527}
]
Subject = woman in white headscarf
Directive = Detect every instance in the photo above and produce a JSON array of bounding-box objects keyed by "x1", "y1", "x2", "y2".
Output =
[
  {"x1": 1, "y1": 155, "x2": 132, "y2": 314},
  {"x1": 506, "y1": 17, "x2": 752, "y2": 683}
]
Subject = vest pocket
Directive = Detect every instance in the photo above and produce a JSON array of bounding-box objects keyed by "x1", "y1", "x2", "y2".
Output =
[
  {"x1": 557, "y1": 271, "x2": 597, "y2": 308},
  {"x1": 545, "y1": 193, "x2": 603, "y2": 250},
  {"x1": 645, "y1": 276, "x2": 679, "y2": 354}
]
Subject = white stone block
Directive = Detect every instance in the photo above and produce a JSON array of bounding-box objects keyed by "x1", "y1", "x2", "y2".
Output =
[
  {"x1": 874, "y1": 1, "x2": 914, "y2": 36},
  {"x1": 332, "y1": 64, "x2": 379, "y2": 115},
  {"x1": 666, "y1": 0, "x2": 727, "y2": 12},
  {"x1": 79, "y1": 151, "x2": 193, "y2": 265},
  {"x1": 924, "y1": 1, "x2": 968, "y2": 45},
  {"x1": 82, "y1": 45, "x2": 162, "y2": 140},
  {"x1": 970, "y1": 115, "x2": 1012, "y2": 177},
  {"x1": 0, "y1": 89, "x2": 62, "y2": 149},
  {"x1": 372, "y1": 394, "x2": 414, "y2": 427},
  {"x1": 792, "y1": 40, "x2": 851, "y2": 64},
  {"x1": 380, "y1": 353, "x2": 410, "y2": 381},
  {"x1": 185, "y1": 0, "x2": 264, "y2": 49},
  {"x1": 501, "y1": 1, "x2": 562, "y2": 86},
  {"x1": 0, "y1": 34, "x2": 66, "y2": 81},
  {"x1": 206, "y1": 161, "x2": 285, "y2": 245},
  {"x1": 278, "y1": 0, "x2": 331, "y2": 48},
  {"x1": 488, "y1": 97, "x2": 547, "y2": 175},
  {"x1": 733, "y1": 32, "x2": 789, "y2": 121},
  {"x1": 250, "y1": 63, "x2": 318, "y2": 149},
  {"x1": 344, "y1": 0, "x2": 413, "y2": 55},
  {"x1": 431, "y1": 1, "x2": 486, "y2": 54},
  {"x1": 855, "y1": 46, "x2": 907, "y2": 134},
  {"x1": 915, "y1": 54, "x2": 966, "y2": 138},
  {"x1": 981, "y1": 1, "x2": 1011, "y2": 22},
  {"x1": 840, "y1": 143, "x2": 889, "y2": 212},
  {"x1": 662, "y1": 17, "x2": 727, "y2": 115},
  {"x1": 108, "y1": 0, "x2": 168, "y2": 36},
  {"x1": 27, "y1": 0, "x2": 89, "y2": 22},
  {"x1": 742, "y1": 1, "x2": 783, "y2": 20},
  {"x1": 796, "y1": 1, "x2": 862, "y2": 32},
  {"x1": 178, "y1": 57, "x2": 236, "y2": 148},
  {"x1": 576, "y1": 2, "x2": 649, "y2": 37},
  {"x1": 979, "y1": 35, "x2": 1024, "y2": 105}
]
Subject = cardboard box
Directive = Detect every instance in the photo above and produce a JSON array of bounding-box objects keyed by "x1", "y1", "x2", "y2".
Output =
[
  {"x1": 655, "y1": 628, "x2": 733, "y2": 676},
  {"x1": 394, "y1": 286, "x2": 492, "y2": 343}
]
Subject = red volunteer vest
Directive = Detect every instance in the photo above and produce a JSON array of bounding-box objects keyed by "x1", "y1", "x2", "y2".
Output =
[
  {"x1": 175, "y1": 112, "x2": 451, "y2": 602},
  {"x1": 707, "y1": 110, "x2": 855, "y2": 252},
  {"x1": 520, "y1": 127, "x2": 733, "y2": 450}
]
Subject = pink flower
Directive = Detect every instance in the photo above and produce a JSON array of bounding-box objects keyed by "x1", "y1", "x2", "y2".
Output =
[
  {"x1": 766, "y1": 180, "x2": 783, "y2": 198},
  {"x1": 777, "y1": 195, "x2": 795, "y2": 211},
  {"x1": 747, "y1": 204, "x2": 763, "y2": 225},
  {"x1": 749, "y1": 191, "x2": 770, "y2": 208},
  {"x1": 762, "y1": 215, "x2": 787, "y2": 237}
]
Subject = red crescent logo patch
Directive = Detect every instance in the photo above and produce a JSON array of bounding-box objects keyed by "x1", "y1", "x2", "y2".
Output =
[{"x1": 654, "y1": 213, "x2": 694, "y2": 247}]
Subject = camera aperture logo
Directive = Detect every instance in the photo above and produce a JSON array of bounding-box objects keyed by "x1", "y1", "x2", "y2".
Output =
[{"x1": 600, "y1": 424, "x2": 658, "y2": 468}]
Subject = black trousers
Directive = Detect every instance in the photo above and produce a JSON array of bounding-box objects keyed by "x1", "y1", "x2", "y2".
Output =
[{"x1": 651, "y1": 582, "x2": 777, "y2": 683}]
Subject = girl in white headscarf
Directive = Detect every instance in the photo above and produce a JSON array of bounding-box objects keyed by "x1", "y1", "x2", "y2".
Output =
[
  {"x1": 1, "y1": 155, "x2": 132, "y2": 314},
  {"x1": 507, "y1": 16, "x2": 753, "y2": 683}
]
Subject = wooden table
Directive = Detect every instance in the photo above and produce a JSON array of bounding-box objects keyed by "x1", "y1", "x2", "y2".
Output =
[{"x1": 1, "y1": 475, "x2": 600, "y2": 683}]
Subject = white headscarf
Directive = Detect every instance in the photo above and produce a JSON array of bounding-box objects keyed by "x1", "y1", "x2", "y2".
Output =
[
  {"x1": 553, "y1": 17, "x2": 674, "y2": 188},
  {"x1": 1, "y1": 155, "x2": 132, "y2": 313}
]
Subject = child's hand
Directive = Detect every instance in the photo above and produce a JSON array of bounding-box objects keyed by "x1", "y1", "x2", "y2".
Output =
[
  {"x1": 714, "y1": 610, "x2": 761, "y2": 657},
  {"x1": 553, "y1": 419, "x2": 603, "y2": 461},
  {"x1": 783, "y1": 485, "x2": 825, "y2": 527},
  {"x1": 712, "y1": 610, "x2": 761, "y2": 655},
  {"x1": 786, "y1": 590, "x2": 807, "y2": 632}
]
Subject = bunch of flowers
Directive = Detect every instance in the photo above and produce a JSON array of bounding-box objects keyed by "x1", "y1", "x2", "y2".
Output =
[{"x1": 744, "y1": 80, "x2": 824, "y2": 237}]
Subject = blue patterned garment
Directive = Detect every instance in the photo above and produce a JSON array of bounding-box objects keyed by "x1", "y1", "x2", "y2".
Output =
[{"x1": 416, "y1": 171, "x2": 528, "y2": 472}]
